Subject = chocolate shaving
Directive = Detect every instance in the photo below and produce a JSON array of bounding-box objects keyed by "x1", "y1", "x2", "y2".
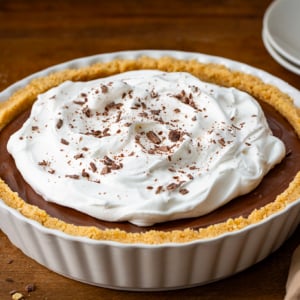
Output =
[
  {"x1": 65, "y1": 174, "x2": 80, "y2": 179},
  {"x1": 150, "y1": 109, "x2": 161, "y2": 115},
  {"x1": 103, "y1": 156, "x2": 122, "y2": 170},
  {"x1": 146, "y1": 131, "x2": 161, "y2": 144},
  {"x1": 173, "y1": 90, "x2": 198, "y2": 109},
  {"x1": 139, "y1": 112, "x2": 148, "y2": 118},
  {"x1": 168, "y1": 130, "x2": 181, "y2": 142},
  {"x1": 82, "y1": 106, "x2": 92, "y2": 118},
  {"x1": 135, "y1": 134, "x2": 146, "y2": 149},
  {"x1": 38, "y1": 160, "x2": 49, "y2": 167},
  {"x1": 218, "y1": 138, "x2": 226, "y2": 147},
  {"x1": 105, "y1": 102, "x2": 123, "y2": 111},
  {"x1": 167, "y1": 182, "x2": 180, "y2": 191},
  {"x1": 82, "y1": 169, "x2": 90, "y2": 178},
  {"x1": 103, "y1": 155, "x2": 114, "y2": 166},
  {"x1": 56, "y1": 119, "x2": 63, "y2": 129},
  {"x1": 179, "y1": 188, "x2": 189, "y2": 195},
  {"x1": 60, "y1": 138, "x2": 69, "y2": 145},
  {"x1": 150, "y1": 90, "x2": 159, "y2": 98},
  {"x1": 89, "y1": 162, "x2": 97, "y2": 172},
  {"x1": 103, "y1": 128, "x2": 110, "y2": 136},
  {"x1": 101, "y1": 84, "x2": 108, "y2": 93},
  {"x1": 157, "y1": 145, "x2": 170, "y2": 152},
  {"x1": 187, "y1": 174, "x2": 194, "y2": 180},
  {"x1": 101, "y1": 166, "x2": 111, "y2": 175},
  {"x1": 73, "y1": 100, "x2": 86, "y2": 105},
  {"x1": 111, "y1": 162, "x2": 123, "y2": 170},
  {"x1": 128, "y1": 90, "x2": 133, "y2": 98},
  {"x1": 74, "y1": 153, "x2": 84, "y2": 159},
  {"x1": 116, "y1": 111, "x2": 122, "y2": 122},
  {"x1": 155, "y1": 185, "x2": 163, "y2": 194},
  {"x1": 148, "y1": 148, "x2": 155, "y2": 154},
  {"x1": 131, "y1": 104, "x2": 140, "y2": 110},
  {"x1": 85, "y1": 129, "x2": 102, "y2": 138},
  {"x1": 232, "y1": 124, "x2": 241, "y2": 130}
]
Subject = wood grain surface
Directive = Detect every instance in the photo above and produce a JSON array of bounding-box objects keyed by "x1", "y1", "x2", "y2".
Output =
[{"x1": 1, "y1": 0, "x2": 300, "y2": 299}]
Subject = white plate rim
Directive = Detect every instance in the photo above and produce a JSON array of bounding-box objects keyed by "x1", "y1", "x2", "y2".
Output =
[
  {"x1": 262, "y1": 28, "x2": 300, "y2": 76},
  {"x1": 263, "y1": 0, "x2": 300, "y2": 66}
]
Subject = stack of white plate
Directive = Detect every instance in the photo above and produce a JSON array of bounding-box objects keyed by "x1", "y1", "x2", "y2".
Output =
[{"x1": 262, "y1": 0, "x2": 300, "y2": 75}]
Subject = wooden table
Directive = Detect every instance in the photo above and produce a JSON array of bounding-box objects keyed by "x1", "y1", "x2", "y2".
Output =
[{"x1": 1, "y1": 0, "x2": 299, "y2": 299}]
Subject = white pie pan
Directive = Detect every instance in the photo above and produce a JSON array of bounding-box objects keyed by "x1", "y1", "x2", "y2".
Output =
[{"x1": 0, "y1": 50, "x2": 300, "y2": 291}]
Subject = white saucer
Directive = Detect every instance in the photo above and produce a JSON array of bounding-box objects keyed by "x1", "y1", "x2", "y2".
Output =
[
  {"x1": 263, "y1": 0, "x2": 300, "y2": 67},
  {"x1": 262, "y1": 28, "x2": 300, "y2": 75}
]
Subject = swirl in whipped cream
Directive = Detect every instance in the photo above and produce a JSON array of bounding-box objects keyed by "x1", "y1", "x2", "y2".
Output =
[{"x1": 7, "y1": 70, "x2": 286, "y2": 226}]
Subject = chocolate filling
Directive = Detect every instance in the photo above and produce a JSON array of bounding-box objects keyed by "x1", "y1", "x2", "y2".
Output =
[{"x1": 0, "y1": 101, "x2": 299, "y2": 233}]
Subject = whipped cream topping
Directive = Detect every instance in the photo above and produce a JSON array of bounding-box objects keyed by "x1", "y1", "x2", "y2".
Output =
[{"x1": 7, "y1": 70, "x2": 286, "y2": 226}]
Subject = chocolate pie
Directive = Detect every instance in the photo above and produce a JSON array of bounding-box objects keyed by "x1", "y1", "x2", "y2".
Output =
[{"x1": 0, "y1": 56, "x2": 299, "y2": 244}]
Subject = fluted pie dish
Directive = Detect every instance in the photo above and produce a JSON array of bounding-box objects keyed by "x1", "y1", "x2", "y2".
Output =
[{"x1": 0, "y1": 50, "x2": 299, "y2": 290}]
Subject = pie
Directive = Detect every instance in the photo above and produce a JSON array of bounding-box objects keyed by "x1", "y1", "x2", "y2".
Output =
[{"x1": 0, "y1": 55, "x2": 299, "y2": 245}]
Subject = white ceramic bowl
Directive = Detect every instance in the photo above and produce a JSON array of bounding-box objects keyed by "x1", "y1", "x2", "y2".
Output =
[{"x1": 1, "y1": 50, "x2": 300, "y2": 291}]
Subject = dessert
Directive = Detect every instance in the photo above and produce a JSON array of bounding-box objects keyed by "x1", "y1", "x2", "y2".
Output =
[{"x1": 0, "y1": 55, "x2": 300, "y2": 244}]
